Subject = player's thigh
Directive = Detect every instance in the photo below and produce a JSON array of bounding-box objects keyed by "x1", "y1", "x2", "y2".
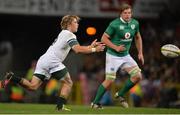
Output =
[
  {"x1": 34, "y1": 57, "x2": 51, "y2": 80},
  {"x1": 105, "y1": 53, "x2": 123, "y2": 80},
  {"x1": 121, "y1": 55, "x2": 138, "y2": 70},
  {"x1": 51, "y1": 67, "x2": 69, "y2": 80},
  {"x1": 51, "y1": 67, "x2": 73, "y2": 86},
  {"x1": 35, "y1": 56, "x2": 67, "y2": 81}
]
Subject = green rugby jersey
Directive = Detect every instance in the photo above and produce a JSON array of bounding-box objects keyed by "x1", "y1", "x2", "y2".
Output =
[{"x1": 105, "y1": 17, "x2": 139, "y2": 57}]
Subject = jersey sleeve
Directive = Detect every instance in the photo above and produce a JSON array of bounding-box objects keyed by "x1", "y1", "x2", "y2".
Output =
[
  {"x1": 66, "y1": 33, "x2": 79, "y2": 47},
  {"x1": 105, "y1": 22, "x2": 115, "y2": 37}
]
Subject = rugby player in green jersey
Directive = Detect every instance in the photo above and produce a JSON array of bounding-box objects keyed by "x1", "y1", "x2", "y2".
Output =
[{"x1": 91, "y1": 3, "x2": 144, "y2": 108}]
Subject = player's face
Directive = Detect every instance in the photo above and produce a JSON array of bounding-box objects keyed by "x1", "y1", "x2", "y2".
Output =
[
  {"x1": 70, "y1": 18, "x2": 79, "y2": 33},
  {"x1": 121, "y1": 8, "x2": 132, "y2": 22}
]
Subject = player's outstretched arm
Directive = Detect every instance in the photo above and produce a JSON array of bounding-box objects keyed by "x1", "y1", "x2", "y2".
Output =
[{"x1": 72, "y1": 39, "x2": 105, "y2": 54}]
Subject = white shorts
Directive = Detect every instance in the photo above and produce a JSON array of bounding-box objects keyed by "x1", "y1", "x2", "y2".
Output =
[
  {"x1": 34, "y1": 54, "x2": 65, "y2": 80},
  {"x1": 106, "y1": 53, "x2": 138, "y2": 76}
]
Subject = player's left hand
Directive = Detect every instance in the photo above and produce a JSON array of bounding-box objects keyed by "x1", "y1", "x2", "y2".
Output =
[{"x1": 138, "y1": 53, "x2": 144, "y2": 65}]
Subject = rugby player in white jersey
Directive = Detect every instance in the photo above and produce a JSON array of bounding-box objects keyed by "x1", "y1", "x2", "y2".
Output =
[{"x1": 0, "y1": 15, "x2": 105, "y2": 111}]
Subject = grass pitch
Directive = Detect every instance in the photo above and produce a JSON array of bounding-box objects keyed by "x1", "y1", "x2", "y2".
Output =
[{"x1": 0, "y1": 103, "x2": 180, "y2": 114}]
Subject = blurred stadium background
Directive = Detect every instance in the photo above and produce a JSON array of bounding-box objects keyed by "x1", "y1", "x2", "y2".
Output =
[{"x1": 0, "y1": 0, "x2": 180, "y2": 109}]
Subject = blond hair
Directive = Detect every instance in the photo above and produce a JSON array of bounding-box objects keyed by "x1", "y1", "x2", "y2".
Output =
[
  {"x1": 60, "y1": 15, "x2": 80, "y2": 30},
  {"x1": 119, "y1": 3, "x2": 132, "y2": 14}
]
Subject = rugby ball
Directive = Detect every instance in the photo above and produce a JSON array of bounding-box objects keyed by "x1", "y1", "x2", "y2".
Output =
[{"x1": 161, "y1": 44, "x2": 180, "y2": 58}]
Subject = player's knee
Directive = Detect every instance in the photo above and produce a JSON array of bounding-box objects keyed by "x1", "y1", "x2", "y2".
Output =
[
  {"x1": 104, "y1": 79, "x2": 114, "y2": 85},
  {"x1": 131, "y1": 73, "x2": 142, "y2": 83},
  {"x1": 137, "y1": 73, "x2": 142, "y2": 80},
  {"x1": 29, "y1": 84, "x2": 39, "y2": 90},
  {"x1": 129, "y1": 67, "x2": 142, "y2": 83},
  {"x1": 105, "y1": 73, "x2": 116, "y2": 81},
  {"x1": 68, "y1": 79, "x2": 73, "y2": 88},
  {"x1": 102, "y1": 79, "x2": 114, "y2": 89}
]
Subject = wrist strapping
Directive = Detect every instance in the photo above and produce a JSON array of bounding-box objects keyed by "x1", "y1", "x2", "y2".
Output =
[{"x1": 91, "y1": 48, "x2": 96, "y2": 52}]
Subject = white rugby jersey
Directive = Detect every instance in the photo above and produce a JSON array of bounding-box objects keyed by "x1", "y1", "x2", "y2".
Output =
[{"x1": 42, "y1": 30, "x2": 79, "y2": 62}]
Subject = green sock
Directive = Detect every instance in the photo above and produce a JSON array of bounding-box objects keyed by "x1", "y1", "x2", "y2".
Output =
[
  {"x1": 93, "y1": 84, "x2": 106, "y2": 104},
  {"x1": 118, "y1": 78, "x2": 135, "y2": 97}
]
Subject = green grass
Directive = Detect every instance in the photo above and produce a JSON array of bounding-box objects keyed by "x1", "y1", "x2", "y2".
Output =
[{"x1": 0, "y1": 103, "x2": 180, "y2": 114}]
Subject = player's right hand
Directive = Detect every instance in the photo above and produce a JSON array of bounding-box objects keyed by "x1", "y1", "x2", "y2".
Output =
[
  {"x1": 95, "y1": 44, "x2": 105, "y2": 52},
  {"x1": 115, "y1": 45, "x2": 126, "y2": 52},
  {"x1": 91, "y1": 39, "x2": 105, "y2": 48}
]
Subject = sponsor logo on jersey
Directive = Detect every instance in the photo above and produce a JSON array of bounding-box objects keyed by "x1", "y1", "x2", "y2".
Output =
[
  {"x1": 119, "y1": 25, "x2": 124, "y2": 30},
  {"x1": 121, "y1": 39, "x2": 132, "y2": 42},
  {"x1": 125, "y1": 32, "x2": 131, "y2": 39},
  {"x1": 131, "y1": 24, "x2": 135, "y2": 29}
]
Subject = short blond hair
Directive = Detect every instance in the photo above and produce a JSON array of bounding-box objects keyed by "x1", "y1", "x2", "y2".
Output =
[
  {"x1": 119, "y1": 3, "x2": 132, "y2": 14},
  {"x1": 60, "y1": 15, "x2": 80, "y2": 30}
]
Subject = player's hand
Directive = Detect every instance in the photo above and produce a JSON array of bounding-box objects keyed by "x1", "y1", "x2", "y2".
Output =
[
  {"x1": 138, "y1": 53, "x2": 144, "y2": 65},
  {"x1": 91, "y1": 39, "x2": 97, "y2": 47},
  {"x1": 91, "y1": 39, "x2": 104, "y2": 47},
  {"x1": 115, "y1": 45, "x2": 126, "y2": 52},
  {"x1": 95, "y1": 44, "x2": 105, "y2": 52}
]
